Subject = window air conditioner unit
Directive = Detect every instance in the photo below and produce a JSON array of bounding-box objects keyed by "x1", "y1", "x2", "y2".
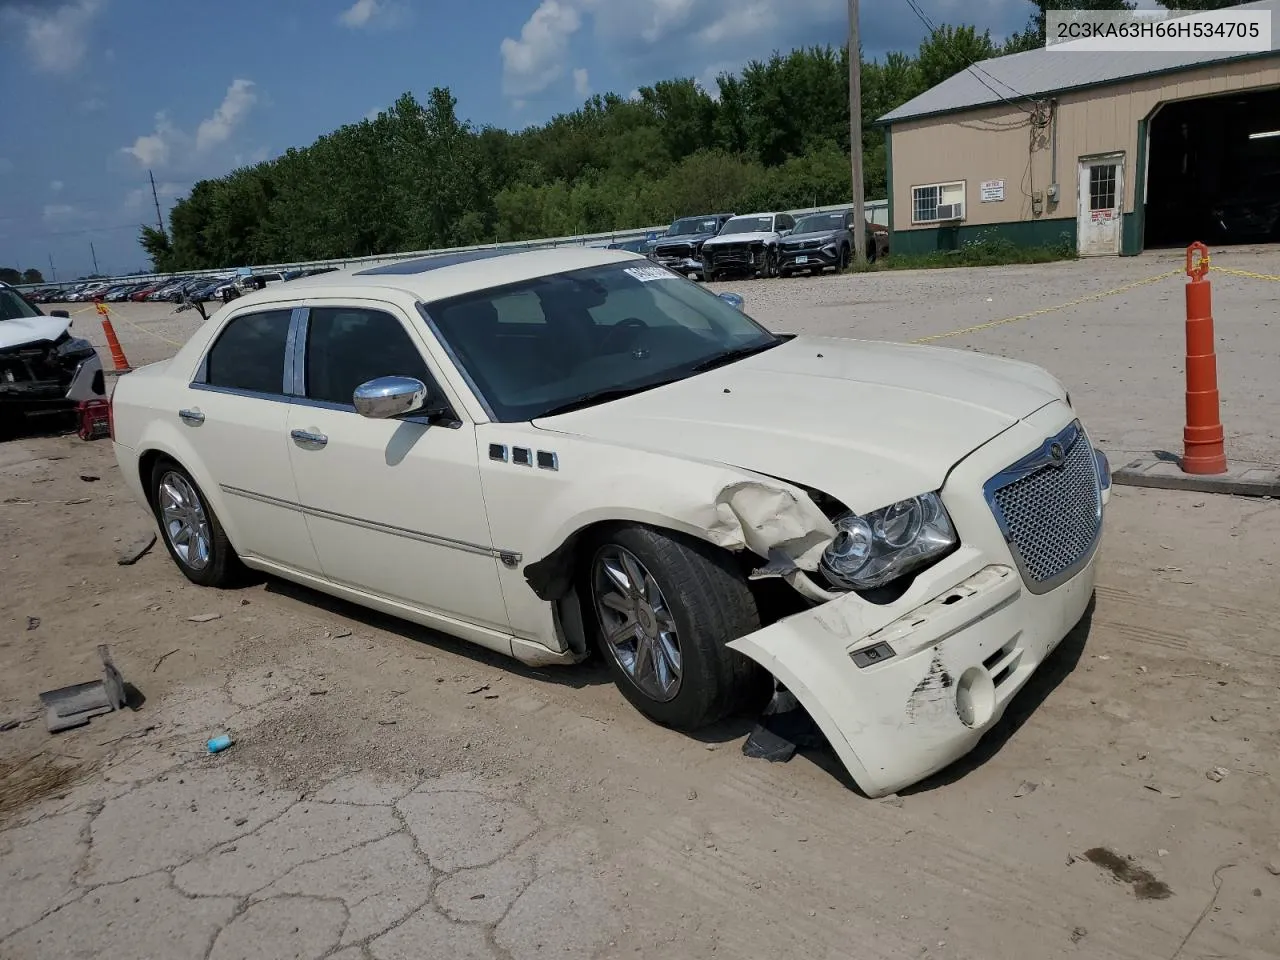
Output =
[{"x1": 936, "y1": 203, "x2": 963, "y2": 221}]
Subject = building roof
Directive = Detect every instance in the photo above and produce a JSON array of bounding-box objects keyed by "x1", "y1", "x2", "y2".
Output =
[{"x1": 879, "y1": 0, "x2": 1280, "y2": 124}]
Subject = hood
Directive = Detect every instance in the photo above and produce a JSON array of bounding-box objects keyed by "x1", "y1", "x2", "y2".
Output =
[
  {"x1": 655, "y1": 233, "x2": 716, "y2": 247},
  {"x1": 0, "y1": 316, "x2": 71, "y2": 350},
  {"x1": 703, "y1": 231, "x2": 777, "y2": 247},
  {"x1": 533, "y1": 335, "x2": 1065, "y2": 514},
  {"x1": 782, "y1": 230, "x2": 842, "y2": 245}
]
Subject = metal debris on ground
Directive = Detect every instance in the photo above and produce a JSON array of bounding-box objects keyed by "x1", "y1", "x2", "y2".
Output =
[
  {"x1": 742, "y1": 687, "x2": 827, "y2": 763},
  {"x1": 38, "y1": 644, "x2": 129, "y2": 733},
  {"x1": 118, "y1": 533, "x2": 157, "y2": 566}
]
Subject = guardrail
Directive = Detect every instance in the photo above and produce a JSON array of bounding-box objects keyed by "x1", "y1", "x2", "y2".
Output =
[{"x1": 12, "y1": 199, "x2": 889, "y2": 294}]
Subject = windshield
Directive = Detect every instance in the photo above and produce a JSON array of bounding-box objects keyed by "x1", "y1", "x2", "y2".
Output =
[
  {"x1": 793, "y1": 213, "x2": 848, "y2": 234},
  {"x1": 719, "y1": 216, "x2": 774, "y2": 235},
  {"x1": 669, "y1": 217, "x2": 723, "y2": 236},
  {"x1": 424, "y1": 262, "x2": 779, "y2": 422},
  {"x1": 0, "y1": 287, "x2": 43, "y2": 321}
]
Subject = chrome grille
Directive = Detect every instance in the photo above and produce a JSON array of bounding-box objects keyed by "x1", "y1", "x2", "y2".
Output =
[{"x1": 985, "y1": 423, "x2": 1102, "y2": 592}]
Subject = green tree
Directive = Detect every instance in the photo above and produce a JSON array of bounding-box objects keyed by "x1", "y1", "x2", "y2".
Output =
[
  {"x1": 20, "y1": 268, "x2": 44, "y2": 284},
  {"x1": 0, "y1": 268, "x2": 22, "y2": 284},
  {"x1": 1022, "y1": 0, "x2": 1134, "y2": 45},
  {"x1": 916, "y1": 25, "x2": 999, "y2": 90}
]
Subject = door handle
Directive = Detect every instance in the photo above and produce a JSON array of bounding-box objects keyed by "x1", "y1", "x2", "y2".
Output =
[
  {"x1": 178, "y1": 408, "x2": 205, "y2": 425},
  {"x1": 291, "y1": 428, "x2": 328, "y2": 447}
]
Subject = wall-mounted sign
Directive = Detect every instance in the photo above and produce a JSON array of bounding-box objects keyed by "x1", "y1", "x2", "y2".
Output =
[{"x1": 980, "y1": 179, "x2": 1005, "y2": 202}]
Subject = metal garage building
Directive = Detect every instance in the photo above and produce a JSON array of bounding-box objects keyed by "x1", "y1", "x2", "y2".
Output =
[{"x1": 878, "y1": 0, "x2": 1280, "y2": 257}]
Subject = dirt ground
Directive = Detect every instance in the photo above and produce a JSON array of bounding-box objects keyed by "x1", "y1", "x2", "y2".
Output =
[{"x1": 2, "y1": 254, "x2": 1279, "y2": 960}]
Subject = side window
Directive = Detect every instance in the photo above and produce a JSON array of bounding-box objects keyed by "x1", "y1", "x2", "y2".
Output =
[
  {"x1": 205, "y1": 309, "x2": 293, "y2": 395},
  {"x1": 305, "y1": 307, "x2": 434, "y2": 407},
  {"x1": 778, "y1": 214, "x2": 794, "y2": 231}
]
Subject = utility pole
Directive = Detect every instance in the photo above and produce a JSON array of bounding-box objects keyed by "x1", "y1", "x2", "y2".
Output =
[
  {"x1": 90, "y1": 241, "x2": 100, "y2": 276},
  {"x1": 149, "y1": 170, "x2": 165, "y2": 234},
  {"x1": 848, "y1": 0, "x2": 866, "y2": 265},
  {"x1": 48, "y1": 253, "x2": 57, "y2": 283}
]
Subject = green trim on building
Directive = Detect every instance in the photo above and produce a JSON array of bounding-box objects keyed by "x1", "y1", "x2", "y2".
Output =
[
  {"x1": 884, "y1": 123, "x2": 894, "y2": 244},
  {"x1": 891, "y1": 218, "x2": 1077, "y2": 256},
  {"x1": 1123, "y1": 117, "x2": 1149, "y2": 257}
]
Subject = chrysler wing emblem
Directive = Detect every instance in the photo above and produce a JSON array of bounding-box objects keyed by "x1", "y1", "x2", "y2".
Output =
[{"x1": 1048, "y1": 441, "x2": 1066, "y2": 467}]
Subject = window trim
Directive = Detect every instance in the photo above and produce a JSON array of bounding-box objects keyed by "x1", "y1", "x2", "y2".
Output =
[
  {"x1": 190, "y1": 306, "x2": 298, "y2": 401},
  {"x1": 293, "y1": 303, "x2": 459, "y2": 426},
  {"x1": 910, "y1": 179, "x2": 967, "y2": 225}
]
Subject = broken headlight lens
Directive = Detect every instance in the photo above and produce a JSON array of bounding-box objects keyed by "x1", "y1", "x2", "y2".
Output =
[
  {"x1": 820, "y1": 492, "x2": 957, "y2": 591},
  {"x1": 56, "y1": 336, "x2": 96, "y2": 359}
]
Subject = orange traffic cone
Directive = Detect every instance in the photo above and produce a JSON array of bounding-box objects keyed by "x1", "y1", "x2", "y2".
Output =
[{"x1": 95, "y1": 302, "x2": 131, "y2": 373}]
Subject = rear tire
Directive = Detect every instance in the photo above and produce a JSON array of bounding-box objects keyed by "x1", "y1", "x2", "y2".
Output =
[
  {"x1": 149, "y1": 457, "x2": 244, "y2": 588},
  {"x1": 584, "y1": 524, "x2": 771, "y2": 731}
]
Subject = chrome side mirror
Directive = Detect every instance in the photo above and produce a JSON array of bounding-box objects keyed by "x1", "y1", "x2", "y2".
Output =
[
  {"x1": 718, "y1": 292, "x2": 745, "y2": 311},
  {"x1": 353, "y1": 376, "x2": 428, "y2": 419}
]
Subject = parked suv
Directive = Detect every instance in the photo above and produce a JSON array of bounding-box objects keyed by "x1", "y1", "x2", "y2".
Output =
[
  {"x1": 778, "y1": 210, "x2": 889, "y2": 276},
  {"x1": 699, "y1": 212, "x2": 795, "y2": 280},
  {"x1": 651, "y1": 213, "x2": 735, "y2": 279}
]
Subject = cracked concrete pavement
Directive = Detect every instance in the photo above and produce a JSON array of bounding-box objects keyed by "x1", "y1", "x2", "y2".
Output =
[{"x1": 4, "y1": 733, "x2": 620, "y2": 960}]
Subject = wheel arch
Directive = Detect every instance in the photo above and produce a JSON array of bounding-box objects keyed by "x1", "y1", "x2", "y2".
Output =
[{"x1": 134, "y1": 438, "x2": 244, "y2": 551}]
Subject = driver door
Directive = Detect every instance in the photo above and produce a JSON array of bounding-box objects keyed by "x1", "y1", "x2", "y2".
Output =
[{"x1": 283, "y1": 303, "x2": 510, "y2": 634}]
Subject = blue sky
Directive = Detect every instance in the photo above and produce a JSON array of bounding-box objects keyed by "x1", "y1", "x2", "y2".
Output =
[{"x1": 0, "y1": 0, "x2": 1037, "y2": 279}]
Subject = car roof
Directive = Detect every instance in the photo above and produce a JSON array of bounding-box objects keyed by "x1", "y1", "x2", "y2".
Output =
[{"x1": 229, "y1": 245, "x2": 645, "y2": 308}]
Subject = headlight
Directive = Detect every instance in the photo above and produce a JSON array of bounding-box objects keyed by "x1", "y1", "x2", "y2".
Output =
[
  {"x1": 820, "y1": 492, "x2": 957, "y2": 591},
  {"x1": 56, "y1": 336, "x2": 96, "y2": 359}
]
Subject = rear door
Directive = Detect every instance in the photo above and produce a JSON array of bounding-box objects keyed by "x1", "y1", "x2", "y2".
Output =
[{"x1": 183, "y1": 307, "x2": 322, "y2": 573}]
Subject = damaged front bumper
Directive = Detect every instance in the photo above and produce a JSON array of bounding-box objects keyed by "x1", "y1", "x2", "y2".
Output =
[
  {"x1": 0, "y1": 339, "x2": 106, "y2": 413},
  {"x1": 728, "y1": 405, "x2": 1108, "y2": 798}
]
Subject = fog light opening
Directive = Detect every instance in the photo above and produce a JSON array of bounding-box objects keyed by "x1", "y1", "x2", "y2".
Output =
[{"x1": 955, "y1": 667, "x2": 996, "y2": 728}]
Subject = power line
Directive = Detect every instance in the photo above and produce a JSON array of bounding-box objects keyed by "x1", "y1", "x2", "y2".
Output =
[{"x1": 901, "y1": 0, "x2": 1039, "y2": 113}]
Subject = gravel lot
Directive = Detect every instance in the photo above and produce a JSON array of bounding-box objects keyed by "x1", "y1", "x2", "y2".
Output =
[{"x1": 2, "y1": 251, "x2": 1279, "y2": 960}]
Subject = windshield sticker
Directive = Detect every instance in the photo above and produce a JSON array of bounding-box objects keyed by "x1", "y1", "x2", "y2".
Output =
[{"x1": 624, "y1": 265, "x2": 677, "y2": 283}]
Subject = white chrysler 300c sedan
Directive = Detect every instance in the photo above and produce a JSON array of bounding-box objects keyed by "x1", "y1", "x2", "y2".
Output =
[{"x1": 110, "y1": 247, "x2": 1110, "y2": 797}]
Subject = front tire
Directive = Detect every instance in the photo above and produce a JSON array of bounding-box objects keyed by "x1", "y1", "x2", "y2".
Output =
[
  {"x1": 149, "y1": 458, "x2": 243, "y2": 588},
  {"x1": 585, "y1": 525, "x2": 770, "y2": 730}
]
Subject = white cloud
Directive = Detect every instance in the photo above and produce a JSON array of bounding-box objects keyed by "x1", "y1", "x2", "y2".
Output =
[
  {"x1": 122, "y1": 111, "x2": 177, "y2": 167},
  {"x1": 339, "y1": 0, "x2": 377, "y2": 26},
  {"x1": 42, "y1": 203, "x2": 94, "y2": 226},
  {"x1": 50, "y1": 180, "x2": 64, "y2": 193},
  {"x1": 572, "y1": 67, "x2": 590, "y2": 96},
  {"x1": 500, "y1": 0, "x2": 583, "y2": 97},
  {"x1": 196, "y1": 78, "x2": 257, "y2": 153},
  {"x1": 1, "y1": 0, "x2": 102, "y2": 74},
  {"x1": 337, "y1": 0, "x2": 402, "y2": 29},
  {"x1": 121, "y1": 78, "x2": 257, "y2": 171}
]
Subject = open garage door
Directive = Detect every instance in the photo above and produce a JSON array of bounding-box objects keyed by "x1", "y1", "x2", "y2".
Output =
[{"x1": 1145, "y1": 86, "x2": 1280, "y2": 250}]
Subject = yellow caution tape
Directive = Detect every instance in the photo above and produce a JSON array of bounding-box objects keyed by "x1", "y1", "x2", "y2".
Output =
[
  {"x1": 911, "y1": 269, "x2": 1183, "y2": 345},
  {"x1": 1211, "y1": 266, "x2": 1280, "y2": 283},
  {"x1": 89, "y1": 301, "x2": 186, "y2": 347}
]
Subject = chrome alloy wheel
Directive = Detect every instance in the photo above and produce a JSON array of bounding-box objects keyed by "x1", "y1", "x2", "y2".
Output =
[
  {"x1": 158, "y1": 471, "x2": 212, "y2": 571},
  {"x1": 591, "y1": 545, "x2": 683, "y2": 702}
]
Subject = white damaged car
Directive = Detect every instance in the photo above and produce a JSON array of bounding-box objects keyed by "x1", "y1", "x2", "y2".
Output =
[
  {"x1": 109, "y1": 248, "x2": 1109, "y2": 797},
  {"x1": 1, "y1": 282, "x2": 106, "y2": 432},
  {"x1": 699, "y1": 211, "x2": 796, "y2": 281}
]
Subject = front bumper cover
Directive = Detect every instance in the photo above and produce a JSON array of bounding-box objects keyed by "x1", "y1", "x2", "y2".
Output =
[{"x1": 726, "y1": 402, "x2": 1107, "y2": 798}]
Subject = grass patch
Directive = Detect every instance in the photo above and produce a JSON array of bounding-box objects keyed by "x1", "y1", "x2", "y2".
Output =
[
  {"x1": 0, "y1": 753, "x2": 88, "y2": 822},
  {"x1": 855, "y1": 229, "x2": 1077, "y2": 272}
]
